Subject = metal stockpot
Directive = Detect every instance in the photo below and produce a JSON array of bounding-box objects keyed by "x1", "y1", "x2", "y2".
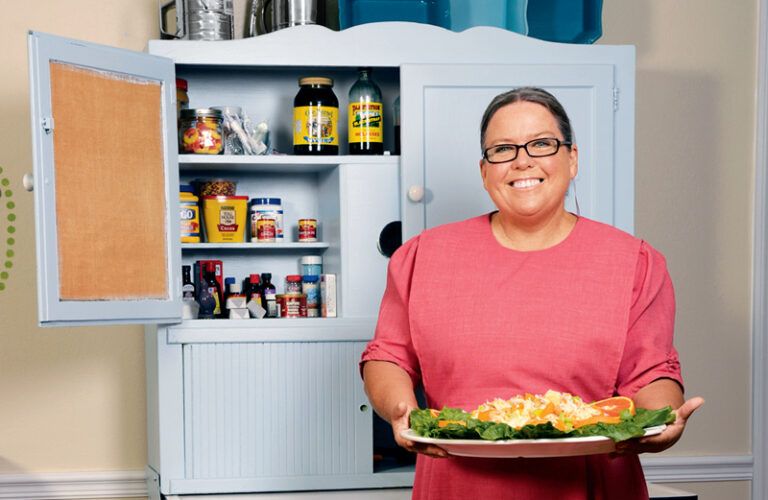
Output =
[
  {"x1": 160, "y1": 0, "x2": 234, "y2": 40},
  {"x1": 248, "y1": 0, "x2": 318, "y2": 36}
]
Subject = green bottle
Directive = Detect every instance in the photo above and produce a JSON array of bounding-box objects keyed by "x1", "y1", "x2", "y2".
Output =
[{"x1": 348, "y1": 68, "x2": 384, "y2": 155}]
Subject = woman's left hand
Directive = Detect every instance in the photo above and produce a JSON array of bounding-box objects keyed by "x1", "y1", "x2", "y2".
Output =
[{"x1": 613, "y1": 396, "x2": 705, "y2": 455}]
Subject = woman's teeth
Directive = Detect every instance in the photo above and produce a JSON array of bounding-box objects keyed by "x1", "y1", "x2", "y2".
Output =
[{"x1": 511, "y1": 178, "x2": 543, "y2": 188}]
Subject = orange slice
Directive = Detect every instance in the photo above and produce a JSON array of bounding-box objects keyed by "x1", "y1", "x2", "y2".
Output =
[{"x1": 584, "y1": 396, "x2": 635, "y2": 425}]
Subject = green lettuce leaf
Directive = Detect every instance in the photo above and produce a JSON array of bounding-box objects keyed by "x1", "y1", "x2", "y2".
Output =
[{"x1": 408, "y1": 405, "x2": 675, "y2": 442}]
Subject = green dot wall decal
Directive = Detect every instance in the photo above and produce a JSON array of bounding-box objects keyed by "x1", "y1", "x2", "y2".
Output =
[{"x1": 0, "y1": 166, "x2": 16, "y2": 292}]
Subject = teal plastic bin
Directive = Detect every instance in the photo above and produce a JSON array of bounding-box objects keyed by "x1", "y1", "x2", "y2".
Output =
[
  {"x1": 338, "y1": 0, "x2": 451, "y2": 29},
  {"x1": 526, "y1": 0, "x2": 603, "y2": 44},
  {"x1": 337, "y1": 0, "x2": 601, "y2": 43}
]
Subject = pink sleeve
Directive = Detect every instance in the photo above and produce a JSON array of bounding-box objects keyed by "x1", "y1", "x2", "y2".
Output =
[
  {"x1": 616, "y1": 241, "x2": 684, "y2": 397},
  {"x1": 359, "y1": 236, "x2": 422, "y2": 387}
]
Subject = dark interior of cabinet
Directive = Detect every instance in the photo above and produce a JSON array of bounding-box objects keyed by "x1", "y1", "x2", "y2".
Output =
[
  {"x1": 49, "y1": 62, "x2": 169, "y2": 300},
  {"x1": 372, "y1": 386, "x2": 424, "y2": 473}
]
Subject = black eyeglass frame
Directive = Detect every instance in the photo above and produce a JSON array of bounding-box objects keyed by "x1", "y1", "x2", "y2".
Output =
[{"x1": 482, "y1": 137, "x2": 573, "y2": 164}]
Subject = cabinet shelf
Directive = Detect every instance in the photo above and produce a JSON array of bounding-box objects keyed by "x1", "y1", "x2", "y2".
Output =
[
  {"x1": 181, "y1": 242, "x2": 330, "y2": 251},
  {"x1": 166, "y1": 317, "x2": 376, "y2": 343},
  {"x1": 179, "y1": 154, "x2": 399, "y2": 172}
]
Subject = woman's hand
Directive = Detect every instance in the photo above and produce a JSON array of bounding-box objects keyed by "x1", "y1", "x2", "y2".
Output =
[
  {"x1": 614, "y1": 396, "x2": 705, "y2": 455},
  {"x1": 391, "y1": 401, "x2": 449, "y2": 458}
]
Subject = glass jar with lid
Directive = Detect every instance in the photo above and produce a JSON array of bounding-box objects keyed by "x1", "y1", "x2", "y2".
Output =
[
  {"x1": 179, "y1": 108, "x2": 224, "y2": 155},
  {"x1": 293, "y1": 77, "x2": 339, "y2": 155}
]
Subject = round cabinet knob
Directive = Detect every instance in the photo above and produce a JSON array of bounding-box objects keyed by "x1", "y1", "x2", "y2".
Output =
[
  {"x1": 22, "y1": 173, "x2": 34, "y2": 192},
  {"x1": 407, "y1": 185, "x2": 424, "y2": 202}
]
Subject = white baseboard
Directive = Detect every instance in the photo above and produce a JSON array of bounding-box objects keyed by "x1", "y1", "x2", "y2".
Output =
[
  {"x1": 0, "y1": 456, "x2": 753, "y2": 499},
  {"x1": 642, "y1": 455, "x2": 754, "y2": 482},
  {"x1": 0, "y1": 470, "x2": 147, "y2": 499}
]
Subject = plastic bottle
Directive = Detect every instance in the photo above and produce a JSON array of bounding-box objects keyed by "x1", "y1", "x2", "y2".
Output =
[
  {"x1": 260, "y1": 273, "x2": 278, "y2": 318},
  {"x1": 348, "y1": 68, "x2": 384, "y2": 155}
]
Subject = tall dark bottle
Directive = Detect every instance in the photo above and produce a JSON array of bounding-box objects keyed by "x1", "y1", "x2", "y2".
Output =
[{"x1": 348, "y1": 68, "x2": 384, "y2": 155}]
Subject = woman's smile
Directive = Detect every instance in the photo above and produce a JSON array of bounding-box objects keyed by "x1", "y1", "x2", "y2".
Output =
[{"x1": 509, "y1": 177, "x2": 544, "y2": 189}]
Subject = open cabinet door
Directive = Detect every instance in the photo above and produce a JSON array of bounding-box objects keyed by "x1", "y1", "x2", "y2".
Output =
[
  {"x1": 400, "y1": 62, "x2": 629, "y2": 241},
  {"x1": 28, "y1": 32, "x2": 181, "y2": 326}
]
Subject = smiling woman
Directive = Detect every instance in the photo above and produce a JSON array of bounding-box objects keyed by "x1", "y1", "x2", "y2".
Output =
[{"x1": 360, "y1": 86, "x2": 703, "y2": 500}]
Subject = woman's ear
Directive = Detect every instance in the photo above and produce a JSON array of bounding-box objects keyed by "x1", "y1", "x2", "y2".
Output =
[{"x1": 568, "y1": 144, "x2": 579, "y2": 180}]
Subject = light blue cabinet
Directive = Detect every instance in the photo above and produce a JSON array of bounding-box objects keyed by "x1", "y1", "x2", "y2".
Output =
[{"x1": 29, "y1": 23, "x2": 634, "y2": 498}]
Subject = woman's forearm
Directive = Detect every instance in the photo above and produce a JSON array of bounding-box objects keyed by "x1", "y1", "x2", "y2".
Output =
[
  {"x1": 362, "y1": 360, "x2": 418, "y2": 423},
  {"x1": 633, "y1": 378, "x2": 684, "y2": 410}
]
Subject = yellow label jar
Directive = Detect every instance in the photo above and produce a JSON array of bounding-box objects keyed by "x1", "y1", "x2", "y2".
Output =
[
  {"x1": 293, "y1": 77, "x2": 339, "y2": 155},
  {"x1": 202, "y1": 195, "x2": 249, "y2": 243},
  {"x1": 180, "y1": 185, "x2": 200, "y2": 243}
]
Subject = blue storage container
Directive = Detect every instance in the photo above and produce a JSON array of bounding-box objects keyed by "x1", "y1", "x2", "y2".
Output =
[
  {"x1": 338, "y1": 0, "x2": 451, "y2": 29},
  {"x1": 337, "y1": 0, "x2": 601, "y2": 43},
  {"x1": 526, "y1": 0, "x2": 603, "y2": 44},
  {"x1": 448, "y1": 0, "x2": 528, "y2": 34}
]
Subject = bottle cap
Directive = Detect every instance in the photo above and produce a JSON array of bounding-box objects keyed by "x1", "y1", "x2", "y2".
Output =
[
  {"x1": 300, "y1": 255, "x2": 322, "y2": 265},
  {"x1": 302, "y1": 275, "x2": 319, "y2": 282},
  {"x1": 249, "y1": 274, "x2": 261, "y2": 283},
  {"x1": 286, "y1": 274, "x2": 302, "y2": 282},
  {"x1": 261, "y1": 272, "x2": 272, "y2": 280},
  {"x1": 252, "y1": 197, "x2": 282, "y2": 206}
]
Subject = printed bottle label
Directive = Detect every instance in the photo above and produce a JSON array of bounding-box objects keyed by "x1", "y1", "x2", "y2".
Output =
[
  {"x1": 348, "y1": 102, "x2": 383, "y2": 143},
  {"x1": 293, "y1": 106, "x2": 339, "y2": 146}
]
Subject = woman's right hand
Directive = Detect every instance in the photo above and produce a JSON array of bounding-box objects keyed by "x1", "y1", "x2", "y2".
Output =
[{"x1": 391, "y1": 401, "x2": 448, "y2": 458}]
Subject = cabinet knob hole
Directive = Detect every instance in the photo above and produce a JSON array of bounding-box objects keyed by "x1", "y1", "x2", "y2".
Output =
[{"x1": 378, "y1": 221, "x2": 402, "y2": 258}]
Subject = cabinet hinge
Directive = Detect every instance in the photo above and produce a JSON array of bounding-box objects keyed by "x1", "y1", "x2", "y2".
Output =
[
  {"x1": 41, "y1": 116, "x2": 54, "y2": 134},
  {"x1": 613, "y1": 88, "x2": 619, "y2": 112}
]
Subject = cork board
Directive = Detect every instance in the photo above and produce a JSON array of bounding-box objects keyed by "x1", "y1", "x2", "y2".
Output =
[{"x1": 50, "y1": 62, "x2": 168, "y2": 300}]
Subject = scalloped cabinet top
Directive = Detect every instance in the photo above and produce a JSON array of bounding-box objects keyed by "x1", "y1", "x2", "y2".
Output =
[{"x1": 146, "y1": 22, "x2": 633, "y2": 67}]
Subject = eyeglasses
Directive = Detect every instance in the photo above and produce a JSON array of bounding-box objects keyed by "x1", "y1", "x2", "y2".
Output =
[{"x1": 482, "y1": 137, "x2": 572, "y2": 164}]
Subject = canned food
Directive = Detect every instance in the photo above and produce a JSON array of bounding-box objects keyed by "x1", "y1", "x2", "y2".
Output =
[
  {"x1": 255, "y1": 218, "x2": 276, "y2": 242},
  {"x1": 277, "y1": 293, "x2": 307, "y2": 318},
  {"x1": 298, "y1": 218, "x2": 318, "y2": 242}
]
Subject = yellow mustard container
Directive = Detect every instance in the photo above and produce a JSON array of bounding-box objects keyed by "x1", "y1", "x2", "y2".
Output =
[{"x1": 202, "y1": 195, "x2": 249, "y2": 243}]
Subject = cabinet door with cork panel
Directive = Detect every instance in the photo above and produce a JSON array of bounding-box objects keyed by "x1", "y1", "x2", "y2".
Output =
[{"x1": 28, "y1": 31, "x2": 182, "y2": 326}]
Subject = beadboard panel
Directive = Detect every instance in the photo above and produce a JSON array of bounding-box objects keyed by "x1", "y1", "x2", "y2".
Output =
[{"x1": 182, "y1": 341, "x2": 372, "y2": 480}]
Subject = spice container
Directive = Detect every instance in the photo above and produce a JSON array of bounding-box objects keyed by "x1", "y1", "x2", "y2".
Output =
[
  {"x1": 285, "y1": 275, "x2": 302, "y2": 294},
  {"x1": 180, "y1": 108, "x2": 224, "y2": 154},
  {"x1": 180, "y1": 185, "x2": 201, "y2": 243},
  {"x1": 300, "y1": 255, "x2": 322, "y2": 276},
  {"x1": 298, "y1": 218, "x2": 318, "y2": 242},
  {"x1": 250, "y1": 198, "x2": 284, "y2": 241},
  {"x1": 202, "y1": 195, "x2": 249, "y2": 242},
  {"x1": 293, "y1": 77, "x2": 339, "y2": 155},
  {"x1": 302, "y1": 275, "x2": 320, "y2": 317}
]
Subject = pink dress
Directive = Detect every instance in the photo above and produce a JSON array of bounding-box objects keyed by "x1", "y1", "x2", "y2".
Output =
[{"x1": 360, "y1": 214, "x2": 683, "y2": 500}]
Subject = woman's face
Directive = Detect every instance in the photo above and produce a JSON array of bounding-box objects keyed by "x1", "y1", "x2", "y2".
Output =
[{"x1": 480, "y1": 101, "x2": 578, "y2": 223}]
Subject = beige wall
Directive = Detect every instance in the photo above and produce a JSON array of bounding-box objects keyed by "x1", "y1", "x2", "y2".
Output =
[
  {"x1": 0, "y1": 0, "x2": 756, "y2": 498},
  {"x1": 601, "y1": 1, "x2": 755, "y2": 457}
]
